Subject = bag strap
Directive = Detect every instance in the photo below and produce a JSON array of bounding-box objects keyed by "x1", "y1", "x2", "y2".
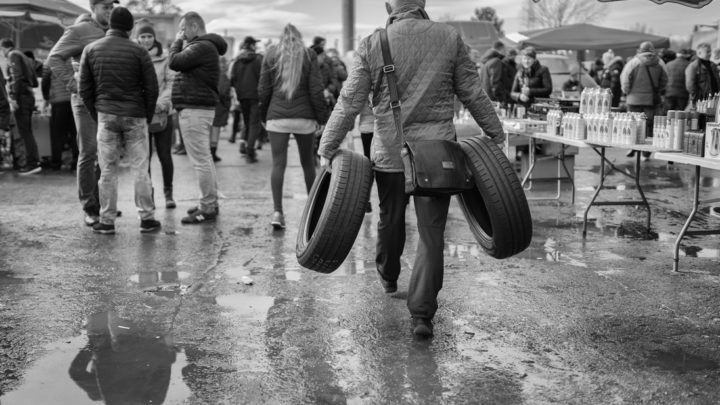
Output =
[
  {"x1": 378, "y1": 29, "x2": 405, "y2": 145},
  {"x1": 644, "y1": 64, "x2": 658, "y2": 101}
]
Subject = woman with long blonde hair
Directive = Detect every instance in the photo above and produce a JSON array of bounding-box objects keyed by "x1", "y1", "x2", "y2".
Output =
[{"x1": 258, "y1": 23, "x2": 328, "y2": 230}]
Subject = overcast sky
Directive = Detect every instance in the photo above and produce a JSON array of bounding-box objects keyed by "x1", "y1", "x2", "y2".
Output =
[{"x1": 69, "y1": 0, "x2": 720, "y2": 48}]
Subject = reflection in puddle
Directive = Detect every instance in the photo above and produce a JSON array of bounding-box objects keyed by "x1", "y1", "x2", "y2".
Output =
[
  {"x1": 543, "y1": 238, "x2": 587, "y2": 268},
  {"x1": 1, "y1": 312, "x2": 190, "y2": 405},
  {"x1": 682, "y1": 246, "x2": 720, "y2": 259},
  {"x1": 331, "y1": 260, "x2": 374, "y2": 276},
  {"x1": 446, "y1": 244, "x2": 481, "y2": 260},
  {"x1": 130, "y1": 271, "x2": 190, "y2": 285},
  {"x1": 216, "y1": 294, "x2": 275, "y2": 321},
  {"x1": 0, "y1": 271, "x2": 33, "y2": 284},
  {"x1": 646, "y1": 348, "x2": 719, "y2": 372},
  {"x1": 285, "y1": 270, "x2": 302, "y2": 281}
]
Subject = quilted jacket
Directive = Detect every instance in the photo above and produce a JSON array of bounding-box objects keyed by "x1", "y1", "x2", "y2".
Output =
[
  {"x1": 258, "y1": 46, "x2": 328, "y2": 123},
  {"x1": 318, "y1": 7, "x2": 504, "y2": 172},
  {"x1": 664, "y1": 56, "x2": 690, "y2": 99},
  {"x1": 47, "y1": 14, "x2": 106, "y2": 94},
  {"x1": 169, "y1": 33, "x2": 227, "y2": 110},
  {"x1": 79, "y1": 29, "x2": 159, "y2": 122},
  {"x1": 620, "y1": 52, "x2": 667, "y2": 107},
  {"x1": 685, "y1": 58, "x2": 720, "y2": 104}
]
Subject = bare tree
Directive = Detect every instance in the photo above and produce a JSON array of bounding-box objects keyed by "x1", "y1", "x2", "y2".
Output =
[
  {"x1": 124, "y1": 0, "x2": 181, "y2": 15},
  {"x1": 472, "y1": 7, "x2": 504, "y2": 36},
  {"x1": 629, "y1": 22, "x2": 653, "y2": 34},
  {"x1": 521, "y1": 0, "x2": 607, "y2": 29},
  {"x1": 435, "y1": 13, "x2": 455, "y2": 22}
]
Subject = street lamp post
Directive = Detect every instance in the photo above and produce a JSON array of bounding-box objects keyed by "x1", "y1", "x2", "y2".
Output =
[{"x1": 342, "y1": 0, "x2": 355, "y2": 53}]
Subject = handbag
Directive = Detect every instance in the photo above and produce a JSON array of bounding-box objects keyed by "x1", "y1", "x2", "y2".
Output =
[
  {"x1": 148, "y1": 111, "x2": 168, "y2": 133},
  {"x1": 378, "y1": 29, "x2": 473, "y2": 196}
]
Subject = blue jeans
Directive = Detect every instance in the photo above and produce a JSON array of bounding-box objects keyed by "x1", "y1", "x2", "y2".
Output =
[
  {"x1": 97, "y1": 113, "x2": 155, "y2": 224},
  {"x1": 71, "y1": 94, "x2": 100, "y2": 215},
  {"x1": 178, "y1": 108, "x2": 218, "y2": 212}
]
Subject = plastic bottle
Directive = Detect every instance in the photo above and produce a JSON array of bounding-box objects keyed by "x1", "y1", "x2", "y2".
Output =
[
  {"x1": 636, "y1": 113, "x2": 647, "y2": 144},
  {"x1": 673, "y1": 111, "x2": 686, "y2": 150},
  {"x1": 580, "y1": 88, "x2": 587, "y2": 114}
]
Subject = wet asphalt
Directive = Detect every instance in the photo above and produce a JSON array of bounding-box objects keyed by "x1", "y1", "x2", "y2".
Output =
[{"x1": 1, "y1": 129, "x2": 720, "y2": 404}]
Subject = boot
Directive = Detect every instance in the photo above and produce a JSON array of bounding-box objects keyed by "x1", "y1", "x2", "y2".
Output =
[
  {"x1": 211, "y1": 147, "x2": 221, "y2": 162},
  {"x1": 164, "y1": 187, "x2": 176, "y2": 209}
]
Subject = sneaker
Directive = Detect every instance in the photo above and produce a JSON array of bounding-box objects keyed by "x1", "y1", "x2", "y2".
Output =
[
  {"x1": 187, "y1": 205, "x2": 219, "y2": 216},
  {"x1": 18, "y1": 165, "x2": 42, "y2": 175},
  {"x1": 181, "y1": 209, "x2": 217, "y2": 224},
  {"x1": 412, "y1": 317, "x2": 433, "y2": 337},
  {"x1": 710, "y1": 206, "x2": 720, "y2": 218},
  {"x1": 212, "y1": 154, "x2": 222, "y2": 162},
  {"x1": 84, "y1": 213, "x2": 100, "y2": 227},
  {"x1": 140, "y1": 219, "x2": 161, "y2": 233},
  {"x1": 625, "y1": 150, "x2": 635, "y2": 158},
  {"x1": 378, "y1": 274, "x2": 397, "y2": 293},
  {"x1": 239, "y1": 140, "x2": 247, "y2": 155},
  {"x1": 270, "y1": 211, "x2": 285, "y2": 230},
  {"x1": 246, "y1": 155, "x2": 258, "y2": 164},
  {"x1": 166, "y1": 198, "x2": 176, "y2": 209},
  {"x1": 92, "y1": 222, "x2": 115, "y2": 235}
]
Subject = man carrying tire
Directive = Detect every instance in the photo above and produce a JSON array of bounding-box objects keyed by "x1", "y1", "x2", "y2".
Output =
[{"x1": 318, "y1": 0, "x2": 505, "y2": 337}]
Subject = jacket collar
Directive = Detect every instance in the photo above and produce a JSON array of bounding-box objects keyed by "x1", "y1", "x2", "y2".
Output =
[
  {"x1": 387, "y1": 7, "x2": 429, "y2": 26},
  {"x1": 107, "y1": 29, "x2": 129, "y2": 38}
]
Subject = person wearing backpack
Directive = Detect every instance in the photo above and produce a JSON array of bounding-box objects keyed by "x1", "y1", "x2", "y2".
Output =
[{"x1": 1, "y1": 38, "x2": 41, "y2": 174}]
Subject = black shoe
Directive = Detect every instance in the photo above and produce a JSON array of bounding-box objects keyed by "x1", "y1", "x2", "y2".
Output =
[
  {"x1": 239, "y1": 140, "x2": 247, "y2": 155},
  {"x1": 412, "y1": 317, "x2": 433, "y2": 337},
  {"x1": 182, "y1": 209, "x2": 218, "y2": 224},
  {"x1": 18, "y1": 165, "x2": 42, "y2": 175},
  {"x1": 212, "y1": 154, "x2": 222, "y2": 162},
  {"x1": 378, "y1": 274, "x2": 397, "y2": 294},
  {"x1": 116, "y1": 210, "x2": 122, "y2": 218},
  {"x1": 140, "y1": 219, "x2": 161, "y2": 233},
  {"x1": 246, "y1": 155, "x2": 258, "y2": 164},
  {"x1": 626, "y1": 150, "x2": 635, "y2": 158},
  {"x1": 187, "y1": 206, "x2": 219, "y2": 216},
  {"x1": 92, "y1": 222, "x2": 115, "y2": 234},
  {"x1": 172, "y1": 146, "x2": 186, "y2": 155}
]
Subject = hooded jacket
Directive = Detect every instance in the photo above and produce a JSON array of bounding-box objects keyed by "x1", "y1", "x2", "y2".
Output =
[
  {"x1": 169, "y1": 33, "x2": 228, "y2": 109},
  {"x1": 47, "y1": 14, "x2": 106, "y2": 94},
  {"x1": 600, "y1": 56, "x2": 624, "y2": 107},
  {"x1": 664, "y1": 55, "x2": 690, "y2": 99},
  {"x1": 79, "y1": 29, "x2": 159, "y2": 122},
  {"x1": 510, "y1": 60, "x2": 552, "y2": 106},
  {"x1": 478, "y1": 48, "x2": 508, "y2": 103},
  {"x1": 258, "y1": 46, "x2": 327, "y2": 124},
  {"x1": 145, "y1": 41, "x2": 174, "y2": 114},
  {"x1": 685, "y1": 57, "x2": 720, "y2": 104},
  {"x1": 230, "y1": 49, "x2": 263, "y2": 100},
  {"x1": 318, "y1": 6, "x2": 504, "y2": 172},
  {"x1": 620, "y1": 52, "x2": 667, "y2": 106}
]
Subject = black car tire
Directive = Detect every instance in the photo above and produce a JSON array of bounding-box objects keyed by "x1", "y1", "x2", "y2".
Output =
[
  {"x1": 296, "y1": 149, "x2": 373, "y2": 273},
  {"x1": 457, "y1": 136, "x2": 533, "y2": 259}
]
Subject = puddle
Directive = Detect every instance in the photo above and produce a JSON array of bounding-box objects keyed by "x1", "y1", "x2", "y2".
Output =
[
  {"x1": 0, "y1": 271, "x2": 33, "y2": 284},
  {"x1": 540, "y1": 238, "x2": 587, "y2": 267},
  {"x1": 331, "y1": 260, "x2": 374, "y2": 276},
  {"x1": 682, "y1": 246, "x2": 720, "y2": 259},
  {"x1": 215, "y1": 294, "x2": 275, "y2": 321},
  {"x1": 231, "y1": 227, "x2": 253, "y2": 236},
  {"x1": 615, "y1": 221, "x2": 658, "y2": 240},
  {"x1": 143, "y1": 284, "x2": 189, "y2": 298},
  {"x1": 1, "y1": 314, "x2": 191, "y2": 404},
  {"x1": 646, "y1": 348, "x2": 719, "y2": 372},
  {"x1": 446, "y1": 243, "x2": 482, "y2": 260},
  {"x1": 130, "y1": 271, "x2": 190, "y2": 285},
  {"x1": 285, "y1": 270, "x2": 302, "y2": 281}
]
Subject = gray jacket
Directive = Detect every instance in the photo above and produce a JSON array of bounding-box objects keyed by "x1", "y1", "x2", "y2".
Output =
[
  {"x1": 47, "y1": 15, "x2": 106, "y2": 94},
  {"x1": 318, "y1": 7, "x2": 504, "y2": 172}
]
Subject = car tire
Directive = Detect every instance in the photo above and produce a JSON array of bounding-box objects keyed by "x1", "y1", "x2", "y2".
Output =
[
  {"x1": 457, "y1": 136, "x2": 533, "y2": 259},
  {"x1": 296, "y1": 149, "x2": 373, "y2": 273}
]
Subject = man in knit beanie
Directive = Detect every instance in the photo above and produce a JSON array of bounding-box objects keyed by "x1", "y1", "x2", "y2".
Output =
[{"x1": 79, "y1": 6, "x2": 161, "y2": 235}]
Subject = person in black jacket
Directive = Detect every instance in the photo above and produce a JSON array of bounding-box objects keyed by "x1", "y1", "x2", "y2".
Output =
[
  {"x1": 168, "y1": 11, "x2": 227, "y2": 224},
  {"x1": 510, "y1": 46, "x2": 552, "y2": 107},
  {"x1": 686, "y1": 43, "x2": 720, "y2": 108},
  {"x1": 259, "y1": 23, "x2": 327, "y2": 230},
  {"x1": 479, "y1": 41, "x2": 509, "y2": 103},
  {"x1": 79, "y1": 7, "x2": 160, "y2": 235},
  {"x1": 230, "y1": 35, "x2": 263, "y2": 162},
  {"x1": 0, "y1": 69, "x2": 12, "y2": 170}
]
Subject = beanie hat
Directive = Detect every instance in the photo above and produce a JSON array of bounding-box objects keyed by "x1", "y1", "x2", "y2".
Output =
[
  {"x1": 110, "y1": 7, "x2": 134, "y2": 32},
  {"x1": 312, "y1": 36, "x2": 325, "y2": 47},
  {"x1": 637, "y1": 41, "x2": 655, "y2": 54},
  {"x1": 521, "y1": 46, "x2": 537, "y2": 59},
  {"x1": 136, "y1": 23, "x2": 155, "y2": 38}
]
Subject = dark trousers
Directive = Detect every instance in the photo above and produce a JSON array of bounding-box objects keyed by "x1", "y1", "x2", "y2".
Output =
[
  {"x1": 149, "y1": 118, "x2": 174, "y2": 192},
  {"x1": 664, "y1": 96, "x2": 689, "y2": 112},
  {"x1": 627, "y1": 104, "x2": 658, "y2": 138},
  {"x1": 13, "y1": 94, "x2": 39, "y2": 167},
  {"x1": 231, "y1": 109, "x2": 242, "y2": 141},
  {"x1": 375, "y1": 171, "x2": 451, "y2": 319},
  {"x1": 239, "y1": 99, "x2": 261, "y2": 157},
  {"x1": 361, "y1": 132, "x2": 373, "y2": 159},
  {"x1": 50, "y1": 101, "x2": 78, "y2": 167}
]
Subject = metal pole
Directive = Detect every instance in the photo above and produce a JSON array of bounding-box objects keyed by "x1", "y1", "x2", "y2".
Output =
[{"x1": 342, "y1": 0, "x2": 355, "y2": 53}]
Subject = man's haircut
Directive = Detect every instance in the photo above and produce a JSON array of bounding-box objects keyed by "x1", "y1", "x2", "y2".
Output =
[
  {"x1": 493, "y1": 41, "x2": 505, "y2": 51},
  {"x1": 697, "y1": 42, "x2": 712, "y2": 53},
  {"x1": 181, "y1": 11, "x2": 205, "y2": 31},
  {"x1": 0, "y1": 38, "x2": 14, "y2": 49}
]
